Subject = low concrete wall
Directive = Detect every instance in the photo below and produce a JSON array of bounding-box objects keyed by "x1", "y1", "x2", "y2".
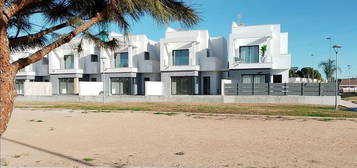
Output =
[
  {"x1": 24, "y1": 82, "x2": 52, "y2": 96},
  {"x1": 16, "y1": 95, "x2": 340, "y2": 106},
  {"x1": 145, "y1": 81, "x2": 163, "y2": 96},
  {"x1": 79, "y1": 82, "x2": 103, "y2": 96}
]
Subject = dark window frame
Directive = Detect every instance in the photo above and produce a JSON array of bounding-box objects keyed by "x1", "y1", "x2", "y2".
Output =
[
  {"x1": 144, "y1": 52, "x2": 150, "y2": 60},
  {"x1": 239, "y1": 45, "x2": 259, "y2": 63},
  {"x1": 172, "y1": 49, "x2": 190, "y2": 66},
  {"x1": 114, "y1": 52, "x2": 129, "y2": 68},
  {"x1": 91, "y1": 54, "x2": 98, "y2": 62}
]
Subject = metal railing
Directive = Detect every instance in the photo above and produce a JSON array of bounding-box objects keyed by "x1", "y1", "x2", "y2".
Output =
[{"x1": 224, "y1": 82, "x2": 336, "y2": 96}]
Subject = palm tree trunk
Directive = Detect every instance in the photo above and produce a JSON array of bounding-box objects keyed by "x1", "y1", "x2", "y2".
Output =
[{"x1": 0, "y1": 23, "x2": 16, "y2": 135}]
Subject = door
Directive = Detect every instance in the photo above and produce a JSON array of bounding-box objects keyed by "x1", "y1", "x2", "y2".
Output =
[
  {"x1": 273, "y1": 75, "x2": 282, "y2": 83},
  {"x1": 203, "y1": 77, "x2": 211, "y2": 95}
]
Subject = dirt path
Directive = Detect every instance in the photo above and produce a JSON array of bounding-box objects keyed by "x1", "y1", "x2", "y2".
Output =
[{"x1": 1, "y1": 109, "x2": 357, "y2": 168}]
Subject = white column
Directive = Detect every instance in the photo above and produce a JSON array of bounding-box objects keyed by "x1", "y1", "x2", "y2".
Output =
[
  {"x1": 74, "y1": 54, "x2": 79, "y2": 69},
  {"x1": 128, "y1": 46, "x2": 133, "y2": 68}
]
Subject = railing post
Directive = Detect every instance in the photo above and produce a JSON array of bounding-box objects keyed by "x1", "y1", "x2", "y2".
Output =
[
  {"x1": 268, "y1": 83, "x2": 270, "y2": 96},
  {"x1": 284, "y1": 83, "x2": 287, "y2": 96},
  {"x1": 301, "y1": 83, "x2": 304, "y2": 96},
  {"x1": 236, "y1": 83, "x2": 239, "y2": 96},
  {"x1": 319, "y1": 83, "x2": 321, "y2": 96}
]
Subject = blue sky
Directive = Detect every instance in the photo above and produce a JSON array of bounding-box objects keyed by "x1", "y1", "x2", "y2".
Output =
[{"x1": 108, "y1": 0, "x2": 356, "y2": 79}]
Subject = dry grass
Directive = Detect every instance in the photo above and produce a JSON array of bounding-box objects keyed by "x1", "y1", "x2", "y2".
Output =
[{"x1": 15, "y1": 101, "x2": 357, "y2": 118}]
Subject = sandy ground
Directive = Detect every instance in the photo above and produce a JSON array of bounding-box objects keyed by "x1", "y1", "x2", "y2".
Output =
[{"x1": 1, "y1": 108, "x2": 357, "y2": 168}]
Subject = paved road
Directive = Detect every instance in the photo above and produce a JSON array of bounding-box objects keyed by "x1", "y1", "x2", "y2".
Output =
[{"x1": 341, "y1": 100, "x2": 357, "y2": 111}]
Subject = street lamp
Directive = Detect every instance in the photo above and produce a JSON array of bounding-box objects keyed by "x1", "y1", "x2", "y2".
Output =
[
  {"x1": 326, "y1": 37, "x2": 332, "y2": 60},
  {"x1": 347, "y1": 65, "x2": 351, "y2": 90},
  {"x1": 332, "y1": 45, "x2": 342, "y2": 110},
  {"x1": 100, "y1": 57, "x2": 107, "y2": 107}
]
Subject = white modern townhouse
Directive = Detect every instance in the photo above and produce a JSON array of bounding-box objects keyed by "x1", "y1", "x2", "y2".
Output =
[
  {"x1": 101, "y1": 33, "x2": 160, "y2": 95},
  {"x1": 48, "y1": 38, "x2": 99, "y2": 95},
  {"x1": 12, "y1": 50, "x2": 36, "y2": 95},
  {"x1": 11, "y1": 48, "x2": 50, "y2": 95},
  {"x1": 160, "y1": 28, "x2": 227, "y2": 95},
  {"x1": 11, "y1": 21, "x2": 293, "y2": 97},
  {"x1": 228, "y1": 22, "x2": 291, "y2": 84}
]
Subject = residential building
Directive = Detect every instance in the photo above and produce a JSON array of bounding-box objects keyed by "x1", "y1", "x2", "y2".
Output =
[
  {"x1": 48, "y1": 38, "x2": 85, "y2": 95},
  {"x1": 160, "y1": 28, "x2": 227, "y2": 95},
  {"x1": 228, "y1": 22, "x2": 291, "y2": 84},
  {"x1": 11, "y1": 51, "x2": 35, "y2": 95},
  {"x1": 340, "y1": 78, "x2": 357, "y2": 93},
  {"x1": 101, "y1": 33, "x2": 160, "y2": 95}
]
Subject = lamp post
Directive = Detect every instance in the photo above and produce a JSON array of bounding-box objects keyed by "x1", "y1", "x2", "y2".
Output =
[
  {"x1": 326, "y1": 37, "x2": 332, "y2": 60},
  {"x1": 100, "y1": 57, "x2": 107, "y2": 107},
  {"x1": 332, "y1": 45, "x2": 342, "y2": 110},
  {"x1": 347, "y1": 65, "x2": 351, "y2": 90}
]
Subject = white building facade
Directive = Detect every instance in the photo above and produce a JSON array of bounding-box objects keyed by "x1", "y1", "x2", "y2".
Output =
[
  {"x1": 11, "y1": 22, "x2": 292, "y2": 96},
  {"x1": 228, "y1": 23, "x2": 291, "y2": 84},
  {"x1": 101, "y1": 33, "x2": 160, "y2": 95},
  {"x1": 160, "y1": 28, "x2": 227, "y2": 95}
]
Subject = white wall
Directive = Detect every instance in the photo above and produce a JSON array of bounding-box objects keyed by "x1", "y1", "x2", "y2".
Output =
[
  {"x1": 79, "y1": 82, "x2": 103, "y2": 96},
  {"x1": 289, "y1": 77, "x2": 321, "y2": 83},
  {"x1": 24, "y1": 82, "x2": 52, "y2": 96},
  {"x1": 145, "y1": 81, "x2": 163, "y2": 96}
]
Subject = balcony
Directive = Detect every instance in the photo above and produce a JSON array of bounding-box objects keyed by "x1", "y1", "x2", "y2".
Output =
[
  {"x1": 49, "y1": 68, "x2": 84, "y2": 74},
  {"x1": 16, "y1": 65, "x2": 35, "y2": 78},
  {"x1": 230, "y1": 56, "x2": 273, "y2": 69},
  {"x1": 104, "y1": 67, "x2": 138, "y2": 73}
]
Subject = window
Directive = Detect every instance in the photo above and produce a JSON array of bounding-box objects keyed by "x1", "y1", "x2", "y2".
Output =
[
  {"x1": 172, "y1": 49, "x2": 189, "y2": 66},
  {"x1": 91, "y1": 54, "x2": 98, "y2": 62},
  {"x1": 15, "y1": 80, "x2": 25, "y2": 95},
  {"x1": 115, "y1": 52, "x2": 128, "y2": 67},
  {"x1": 90, "y1": 78, "x2": 97, "y2": 82},
  {"x1": 242, "y1": 75, "x2": 266, "y2": 84},
  {"x1": 42, "y1": 57, "x2": 49, "y2": 65},
  {"x1": 171, "y1": 76, "x2": 195, "y2": 95},
  {"x1": 206, "y1": 49, "x2": 211, "y2": 57},
  {"x1": 144, "y1": 52, "x2": 150, "y2": 60},
  {"x1": 111, "y1": 77, "x2": 133, "y2": 95},
  {"x1": 59, "y1": 78, "x2": 74, "y2": 95},
  {"x1": 64, "y1": 55, "x2": 74, "y2": 69},
  {"x1": 239, "y1": 46, "x2": 259, "y2": 63}
]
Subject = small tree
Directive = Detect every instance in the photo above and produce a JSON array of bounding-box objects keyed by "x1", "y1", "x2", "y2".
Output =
[
  {"x1": 319, "y1": 59, "x2": 340, "y2": 82},
  {"x1": 0, "y1": 0, "x2": 200, "y2": 135}
]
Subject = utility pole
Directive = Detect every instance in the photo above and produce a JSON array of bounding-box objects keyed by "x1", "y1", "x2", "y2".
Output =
[
  {"x1": 348, "y1": 65, "x2": 351, "y2": 91},
  {"x1": 333, "y1": 45, "x2": 342, "y2": 110}
]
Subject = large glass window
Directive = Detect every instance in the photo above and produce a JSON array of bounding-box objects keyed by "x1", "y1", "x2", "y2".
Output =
[
  {"x1": 59, "y1": 78, "x2": 74, "y2": 95},
  {"x1": 172, "y1": 49, "x2": 189, "y2": 66},
  {"x1": 115, "y1": 52, "x2": 129, "y2": 67},
  {"x1": 171, "y1": 76, "x2": 195, "y2": 95},
  {"x1": 242, "y1": 75, "x2": 266, "y2": 84},
  {"x1": 16, "y1": 79, "x2": 25, "y2": 95},
  {"x1": 111, "y1": 77, "x2": 133, "y2": 95},
  {"x1": 64, "y1": 55, "x2": 74, "y2": 69},
  {"x1": 239, "y1": 46, "x2": 259, "y2": 63}
]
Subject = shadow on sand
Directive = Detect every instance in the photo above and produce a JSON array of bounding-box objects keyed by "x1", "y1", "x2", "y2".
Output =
[{"x1": 1, "y1": 137, "x2": 96, "y2": 166}]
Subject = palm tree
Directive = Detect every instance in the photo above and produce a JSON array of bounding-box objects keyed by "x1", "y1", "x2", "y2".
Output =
[
  {"x1": 0, "y1": 0, "x2": 200, "y2": 134},
  {"x1": 319, "y1": 59, "x2": 340, "y2": 82}
]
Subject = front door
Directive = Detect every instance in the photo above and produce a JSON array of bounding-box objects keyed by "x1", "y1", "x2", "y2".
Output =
[{"x1": 203, "y1": 77, "x2": 211, "y2": 95}]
